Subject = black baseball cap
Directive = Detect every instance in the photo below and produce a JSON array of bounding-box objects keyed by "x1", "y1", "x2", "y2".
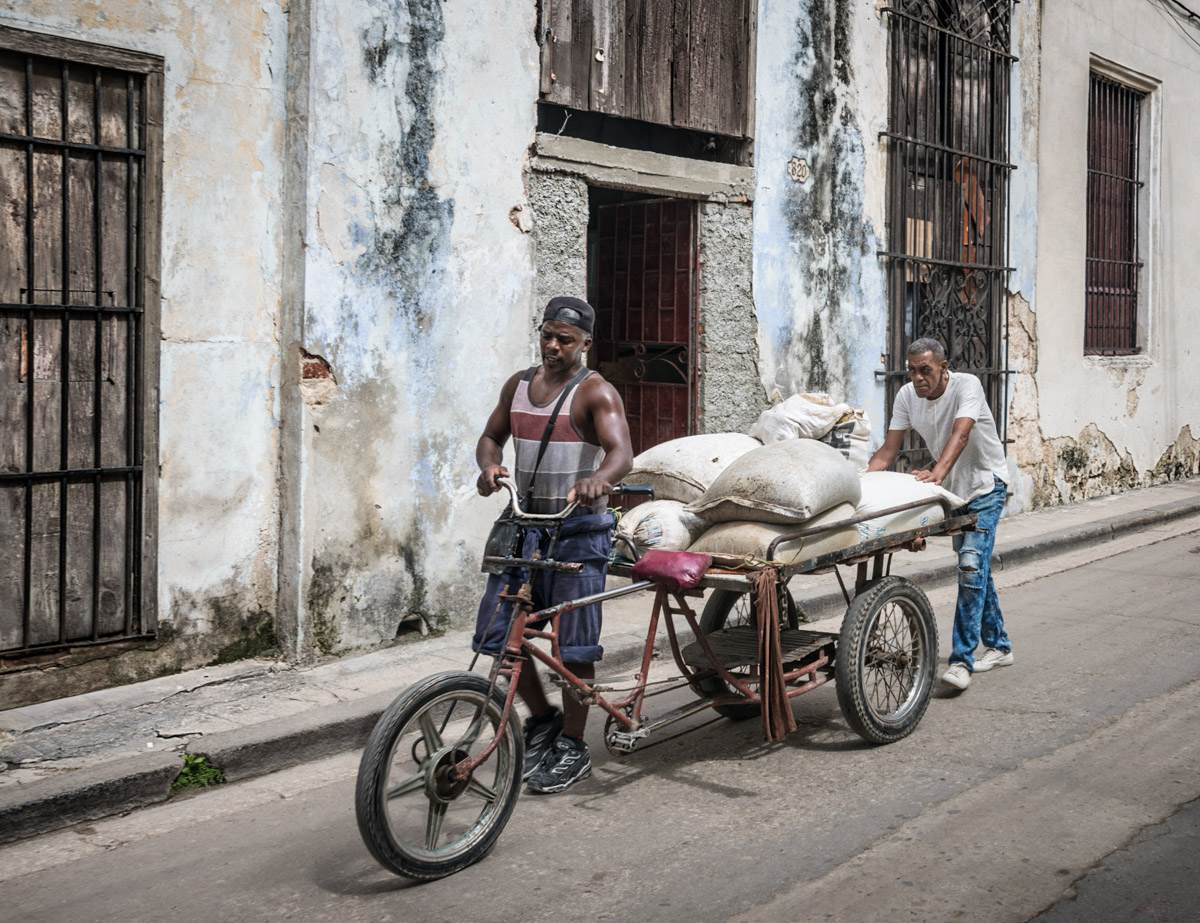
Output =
[{"x1": 543, "y1": 296, "x2": 594, "y2": 336}]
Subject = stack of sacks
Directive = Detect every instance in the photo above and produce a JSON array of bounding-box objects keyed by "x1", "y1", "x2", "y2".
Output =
[
  {"x1": 684, "y1": 440, "x2": 862, "y2": 565},
  {"x1": 850, "y1": 471, "x2": 965, "y2": 541},
  {"x1": 748, "y1": 393, "x2": 872, "y2": 471},
  {"x1": 685, "y1": 456, "x2": 965, "y2": 567},
  {"x1": 614, "y1": 433, "x2": 762, "y2": 559},
  {"x1": 622, "y1": 432, "x2": 762, "y2": 503},
  {"x1": 614, "y1": 500, "x2": 709, "y2": 560}
]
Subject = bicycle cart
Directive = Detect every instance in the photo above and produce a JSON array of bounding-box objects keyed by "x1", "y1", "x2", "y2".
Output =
[{"x1": 355, "y1": 479, "x2": 975, "y2": 880}]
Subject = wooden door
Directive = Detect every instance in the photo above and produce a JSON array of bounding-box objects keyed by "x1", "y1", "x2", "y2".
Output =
[{"x1": 0, "y1": 29, "x2": 161, "y2": 655}]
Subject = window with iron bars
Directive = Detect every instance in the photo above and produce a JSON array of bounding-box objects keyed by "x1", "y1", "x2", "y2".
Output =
[{"x1": 1085, "y1": 73, "x2": 1145, "y2": 355}]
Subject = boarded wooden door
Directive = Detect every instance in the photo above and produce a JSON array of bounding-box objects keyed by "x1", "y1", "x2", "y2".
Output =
[
  {"x1": 591, "y1": 198, "x2": 697, "y2": 456},
  {"x1": 540, "y1": 0, "x2": 756, "y2": 140},
  {"x1": 0, "y1": 28, "x2": 161, "y2": 655}
]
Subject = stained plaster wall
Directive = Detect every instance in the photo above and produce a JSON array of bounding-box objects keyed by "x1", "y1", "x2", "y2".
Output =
[
  {"x1": 697, "y1": 202, "x2": 764, "y2": 433},
  {"x1": 294, "y1": 0, "x2": 542, "y2": 653},
  {"x1": 0, "y1": 2, "x2": 288, "y2": 702},
  {"x1": 753, "y1": 0, "x2": 890, "y2": 434},
  {"x1": 1016, "y1": 0, "x2": 1200, "y2": 507}
]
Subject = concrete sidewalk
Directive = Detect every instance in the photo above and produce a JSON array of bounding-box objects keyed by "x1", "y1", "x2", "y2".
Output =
[{"x1": 3, "y1": 479, "x2": 1200, "y2": 845}]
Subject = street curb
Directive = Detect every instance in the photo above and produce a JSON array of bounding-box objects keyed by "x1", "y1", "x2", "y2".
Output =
[
  {"x1": 0, "y1": 750, "x2": 180, "y2": 846},
  {"x1": 4, "y1": 491, "x2": 1199, "y2": 845}
]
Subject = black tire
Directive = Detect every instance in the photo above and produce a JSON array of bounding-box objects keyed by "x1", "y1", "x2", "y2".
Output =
[
  {"x1": 355, "y1": 671, "x2": 524, "y2": 880},
  {"x1": 692, "y1": 585, "x2": 800, "y2": 720},
  {"x1": 835, "y1": 576, "x2": 938, "y2": 744}
]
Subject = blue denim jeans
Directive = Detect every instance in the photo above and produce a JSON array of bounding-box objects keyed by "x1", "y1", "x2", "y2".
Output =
[{"x1": 949, "y1": 478, "x2": 1011, "y2": 671}]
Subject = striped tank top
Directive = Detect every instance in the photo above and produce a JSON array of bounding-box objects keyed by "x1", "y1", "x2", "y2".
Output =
[{"x1": 511, "y1": 366, "x2": 606, "y2": 515}]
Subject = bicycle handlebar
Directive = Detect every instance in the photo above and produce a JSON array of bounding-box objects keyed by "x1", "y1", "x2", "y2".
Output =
[{"x1": 493, "y1": 478, "x2": 654, "y2": 519}]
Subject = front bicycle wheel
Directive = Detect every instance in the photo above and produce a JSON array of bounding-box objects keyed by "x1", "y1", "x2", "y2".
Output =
[{"x1": 355, "y1": 671, "x2": 524, "y2": 880}]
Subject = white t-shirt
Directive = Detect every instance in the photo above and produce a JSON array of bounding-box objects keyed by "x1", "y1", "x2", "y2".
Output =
[{"x1": 889, "y1": 372, "x2": 1008, "y2": 503}]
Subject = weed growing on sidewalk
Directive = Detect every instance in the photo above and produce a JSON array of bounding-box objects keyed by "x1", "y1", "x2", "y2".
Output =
[{"x1": 170, "y1": 753, "x2": 226, "y2": 793}]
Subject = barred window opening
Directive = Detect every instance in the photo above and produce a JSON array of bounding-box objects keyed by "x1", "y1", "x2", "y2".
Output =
[{"x1": 1085, "y1": 73, "x2": 1145, "y2": 355}]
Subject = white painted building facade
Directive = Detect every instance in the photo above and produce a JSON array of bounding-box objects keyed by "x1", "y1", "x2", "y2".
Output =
[{"x1": 1, "y1": 0, "x2": 1196, "y2": 704}]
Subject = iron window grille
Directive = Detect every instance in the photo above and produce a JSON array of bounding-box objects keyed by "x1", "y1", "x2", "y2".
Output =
[
  {"x1": 1085, "y1": 73, "x2": 1145, "y2": 355},
  {"x1": 880, "y1": 0, "x2": 1016, "y2": 470}
]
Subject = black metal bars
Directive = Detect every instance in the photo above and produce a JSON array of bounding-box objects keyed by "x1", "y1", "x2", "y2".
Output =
[
  {"x1": 881, "y1": 0, "x2": 1016, "y2": 471},
  {"x1": 1, "y1": 47, "x2": 147, "y2": 655},
  {"x1": 1085, "y1": 73, "x2": 1144, "y2": 355}
]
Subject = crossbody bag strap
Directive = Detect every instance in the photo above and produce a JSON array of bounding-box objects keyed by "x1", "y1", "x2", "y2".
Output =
[{"x1": 525, "y1": 365, "x2": 591, "y2": 507}]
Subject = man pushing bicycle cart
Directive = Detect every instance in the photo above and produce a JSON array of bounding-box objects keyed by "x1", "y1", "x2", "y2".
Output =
[{"x1": 473, "y1": 296, "x2": 633, "y2": 794}]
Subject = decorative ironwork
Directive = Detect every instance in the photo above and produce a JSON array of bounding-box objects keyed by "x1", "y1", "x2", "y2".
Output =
[{"x1": 882, "y1": 0, "x2": 1016, "y2": 470}]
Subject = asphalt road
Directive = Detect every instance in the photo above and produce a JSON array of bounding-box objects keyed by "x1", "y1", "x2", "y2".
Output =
[{"x1": 3, "y1": 527, "x2": 1199, "y2": 923}]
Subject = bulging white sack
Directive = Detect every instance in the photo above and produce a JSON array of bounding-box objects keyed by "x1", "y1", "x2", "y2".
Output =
[
  {"x1": 749, "y1": 393, "x2": 852, "y2": 443},
  {"x1": 819, "y1": 409, "x2": 873, "y2": 471},
  {"x1": 614, "y1": 500, "x2": 710, "y2": 559},
  {"x1": 850, "y1": 471, "x2": 966, "y2": 542},
  {"x1": 687, "y1": 502, "x2": 858, "y2": 564},
  {"x1": 622, "y1": 433, "x2": 762, "y2": 504},
  {"x1": 686, "y1": 439, "x2": 861, "y2": 524}
]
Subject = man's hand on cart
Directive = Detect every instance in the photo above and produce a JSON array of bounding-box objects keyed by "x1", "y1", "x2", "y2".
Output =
[
  {"x1": 912, "y1": 469, "x2": 944, "y2": 486},
  {"x1": 477, "y1": 464, "x2": 510, "y2": 496}
]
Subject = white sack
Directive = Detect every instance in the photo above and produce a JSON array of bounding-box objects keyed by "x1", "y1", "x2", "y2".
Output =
[
  {"x1": 850, "y1": 471, "x2": 966, "y2": 543},
  {"x1": 856, "y1": 471, "x2": 965, "y2": 514},
  {"x1": 748, "y1": 392, "x2": 852, "y2": 443},
  {"x1": 622, "y1": 433, "x2": 762, "y2": 503},
  {"x1": 686, "y1": 439, "x2": 862, "y2": 524},
  {"x1": 687, "y1": 503, "x2": 857, "y2": 564},
  {"x1": 614, "y1": 500, "x2": 710, "y2": 559},
  {"x1": 819, "y1": 409, "x2": 873, "y2": 471}
]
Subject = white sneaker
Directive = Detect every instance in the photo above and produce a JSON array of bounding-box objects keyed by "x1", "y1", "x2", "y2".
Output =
[
  {"x1": 941, "y1": 664, "x2": 971, "y2": 690},
  {"x1": 974, "y1": 648, "x2": 1014, "y2": 672}
]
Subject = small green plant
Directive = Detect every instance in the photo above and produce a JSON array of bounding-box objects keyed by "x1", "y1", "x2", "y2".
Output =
[{"x1": 170, "y1": 753, "x2": 226, "y2": 793}]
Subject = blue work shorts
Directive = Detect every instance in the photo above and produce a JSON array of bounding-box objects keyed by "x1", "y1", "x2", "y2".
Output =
[{"x1": 472, "y1": 511, "x2": 614, "y2": 664}]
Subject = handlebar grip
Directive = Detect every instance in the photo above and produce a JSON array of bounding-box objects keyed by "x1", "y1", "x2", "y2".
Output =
[{"x1": 613, "y1": 484, "x2": 655, "y2": 500}]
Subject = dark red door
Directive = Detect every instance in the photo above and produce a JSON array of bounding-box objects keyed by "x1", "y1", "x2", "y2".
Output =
[{"x1": 591, "y1": 199, "x2": 697, "y2": 457}]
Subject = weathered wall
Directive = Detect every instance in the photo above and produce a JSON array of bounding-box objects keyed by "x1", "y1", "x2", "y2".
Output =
[
  {"x1": 528, "y1": 170, "x2": 588, "y2": 331},
  {"x1": 1016, "y1": 0, "x2": 1200, "y2": 507},
  {"x1": 753, "y1": 0, "x2": 890, "y2": 431},
  {"x1": 0, "y1": 1, "x2": 288, "y2": 703},
  {"x1": 697, "y1": 201, "x2": 766, "y2": 433},
  {"x1": 294, "y1": 0, "x2": 540, "y2": 652}
]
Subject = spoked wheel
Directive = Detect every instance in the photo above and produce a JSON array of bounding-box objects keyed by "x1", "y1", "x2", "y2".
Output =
[
  {"x1": 355, "y1": 671, "x2": 524, "y2": 880},
  {"x1": 691, "y1": 584, "x2": 800, "y2": 720},
  {"x1": 835, "y1": 576, "x2": 938, "y2": 744}
]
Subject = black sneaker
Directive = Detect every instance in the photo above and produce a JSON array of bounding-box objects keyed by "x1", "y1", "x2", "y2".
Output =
[
  {"x1": 526, "y1": 735, "x2": 591, "y2": 794},
  {"x1": 522, "y1": 708, "x2": 564, "y2": 780}
]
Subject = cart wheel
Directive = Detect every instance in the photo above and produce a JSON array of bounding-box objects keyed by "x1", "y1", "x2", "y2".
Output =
[
  {"x1": 691, "y1": 585, "x2": 800, "y2": 720},
  {"x1": 355, "y1": 671, "x2": 524, "y2": 880},
  {"x1": 835, "y1": 576, "x2": 938, "y2": 744}
]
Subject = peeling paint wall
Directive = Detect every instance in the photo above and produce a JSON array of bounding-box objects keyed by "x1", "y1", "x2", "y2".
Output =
[
  {"x1": 0, "y1": 2, "x2": 290, "y2": 703},
  {"x1": 753, "y1": 0, "x2": 890, "y2": 432},
  {"x1": 294, "y1": 0, "x2": 539, "y2": 652},
  {"x1": 10, "y1": 0, "x2": 1197, "y2": 706},
  {"x1": 1012, "y1": 0, "x2": 1200, "y2": 508}
]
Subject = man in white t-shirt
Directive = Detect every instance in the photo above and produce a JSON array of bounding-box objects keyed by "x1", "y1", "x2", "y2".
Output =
[{"x1": 867, "y1": 337, "x2": 1013, "y2": 691}]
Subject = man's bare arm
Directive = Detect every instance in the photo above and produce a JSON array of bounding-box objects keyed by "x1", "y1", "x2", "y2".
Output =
[
  {"x1": 568, "y1": 376, "x2": 633, "y2": 505},
  {"x1": 868, "y1": 428, "x2": 907, "y2": 472},
  {"x1": 475, "y1": 371, "x2": 523, "y2": 496},
  {"x1": 914, "y1": 416, "x2": 975, "y2": 485}
]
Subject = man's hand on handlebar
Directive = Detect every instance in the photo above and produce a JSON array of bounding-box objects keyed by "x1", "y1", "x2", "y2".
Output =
[
  {"x1": 477, "y1": 464, "x2": 510, "y2": 497},
  {"x1": 567, "y1": 476, "x2": 613, "y2": 506}
]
